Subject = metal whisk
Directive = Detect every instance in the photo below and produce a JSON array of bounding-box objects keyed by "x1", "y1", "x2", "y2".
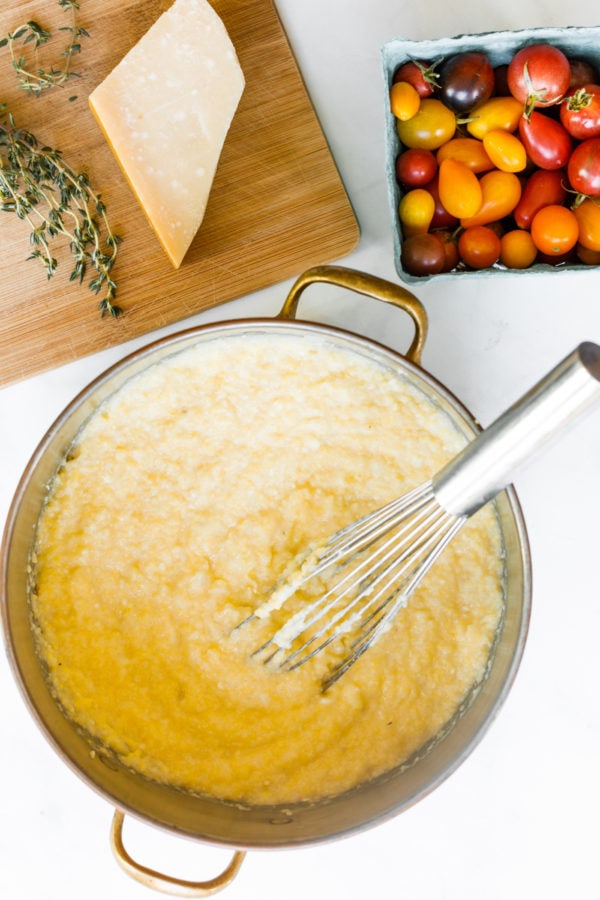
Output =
[{"x1": 236, "y1": 342, "x2": 600, "y2": 690}]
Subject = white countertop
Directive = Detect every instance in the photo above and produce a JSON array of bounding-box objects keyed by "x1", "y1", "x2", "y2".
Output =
[{"x1": 2, "y1": 2, "x2": 600, "y2": 898}]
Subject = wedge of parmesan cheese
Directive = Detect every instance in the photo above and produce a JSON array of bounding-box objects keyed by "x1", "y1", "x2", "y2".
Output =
[{"x1": 89, "y1": 0, "x2": 245, "y2": 268}]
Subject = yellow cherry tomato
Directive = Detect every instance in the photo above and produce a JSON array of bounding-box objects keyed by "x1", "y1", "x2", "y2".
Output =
[
  {"x1": 482, "y1": 129, "x2": 528, "y2": 173},
  {"x1": 398, "y1": 188, "x2": 435, "y2": 236},
  {"x1": 390, "y1": 80, "x2": 421, "y2": 121},
  {"x1": 397, "y1": 99, "x2": 456, "y2": 150},
  {"x1": 500, "y1": 230, "x2": 538, "y2": 269},
  {"x1": 436, "y1": 137, "x2": 494, "y2": 173},
  {"x1": 460, "y1": 170, "x2": 522, "y2": 228},
  {"x1": 466, "y1": 96, "x2": 523, "y2": 139},
  {"x1": 438, "y1": 158, "x2": 482, "y2": 219}
]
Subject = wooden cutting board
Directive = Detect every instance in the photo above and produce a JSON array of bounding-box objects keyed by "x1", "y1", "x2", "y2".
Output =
[{"x1": 0, "y1": 0, "x2": 359, "y2": 386}]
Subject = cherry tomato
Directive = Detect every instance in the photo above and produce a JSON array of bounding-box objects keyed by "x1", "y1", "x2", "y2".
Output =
[
  {"x1": 400, "y1": 232, "x2": 446, "y2": 276},
  {"x1": 436, "y1": 137, "x2": 494, "y2": 173},
  {"x1": 560, "y1": 84, "x2": 600, "y2": 139},
  {"x1": 466, "y1": 95, "x2": 523, "y2": 139},
  {"x1": 568, "y1": 58, "x2": 599, "y2": 90},
  {"x1": 395, "y1": 147, "x2": 438, "y2": 187},
  {"x1": 519, "y1": 111, "x2": 572, "y2": 170},
  {"x1": 393, "y1": 59, "x2": 439, "y2": 98},
  {"x1": 530, "y1": 205, "x2": 579, "y2": 255},
  {"x1": 482, "y1": 129, "x2": 527, "y2": 173},
  {"x1": 390, "y1": 81, "x2": 421, "y2": 122},
  {"x1": 397, "y1": 99, "x2": 456, "y2": 150},
  {"x1": 513, "y1": 168, "x2": 567, "y2": 229},
  {"x1": 494, "y1": 64, "x2": 510, "y2": 95},
  {"x1": 567, "y1": 137, "x2": 600, "y2": 197},
  {"x1": 500, "y1": 229, "x2": 538, "y2": 269},
  {"x1": 435, "y1": 229, "x2": 460, "y2": 271},
  {"x1": 576, "y1": 242, "x2": 600, "y2": 265},
  {"x1": 573, "y1": 197, "x2": 600, "y2": 251},
  {"x1": 460, "y1": 170, "x2": 522, "y2": 228},
  {"x1": 439, "y1": 51, "x2": 494, "y2": 113},
  {"x1": 507, "y1": 43, "x2": 570, "y2": 115},
  {"x1": 458, "y1": 225, "x2": 501, "y2": 269},
  {"x1": 438, "y1": 158, "x2": 482, "y2": 219},
  {"x1": 423, "y1": 175, "x2": 459, "y2": 229},
  {"x1": 398, "y1": 188, "x2": 435, "y2": 236}
]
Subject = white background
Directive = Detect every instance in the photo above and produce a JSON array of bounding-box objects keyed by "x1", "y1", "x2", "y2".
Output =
[{"x1": 2, "y1": 1, "x2": 600, "y2": 898}]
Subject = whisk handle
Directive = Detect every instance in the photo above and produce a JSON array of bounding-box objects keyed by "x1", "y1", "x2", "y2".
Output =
[{"x1": 432, "y1": 342, "x2": 600, "y2": 518}]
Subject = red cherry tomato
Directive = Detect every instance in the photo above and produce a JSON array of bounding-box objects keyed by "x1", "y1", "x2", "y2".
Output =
[
  {"x1": 513, "y1": 169, "x2": 567, "y2": 229},
  {"x1": 439, "y1": 51, "x2": 494, "y2": 113},
  {"x1": 435, "y1": 229, "x2": 460, "y2": 271},
  {"x1": 519, "y1": 111, "x2": 573, "y2": 170},
  {"x1": 507, "y1": 43, "x2": 570, "y2": 115},
  {"x1": 560, "y1": 84, "x2": 600, "y2": 139},
  {"x1": 458, "y1": 225, "x2": 501, "y2": 269},
  {"x1": 395, "y1": 147, "x2": 438, "y2": 187},
  {"x1": 567, "y1": 137, "x2": 600, "y2": 197},
  {"x1": 393, "y1": 59, "x2": 439, "y2": 98}
]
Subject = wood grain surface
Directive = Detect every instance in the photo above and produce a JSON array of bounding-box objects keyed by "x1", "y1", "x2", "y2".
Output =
[{"x1": 0, "y1": 0, "x2": 359, "y2": 386}]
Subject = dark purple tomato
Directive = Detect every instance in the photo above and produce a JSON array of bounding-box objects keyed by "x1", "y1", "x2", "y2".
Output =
[
  {"x1": 568, "y1": 58, "x2": 599, "y2": 90},
  {"x1": 439, "y1": 51, "x2": 494, "y2": 113},
  {"x1": 400, "y1": 232, "x2": 446, "y2": 276}
]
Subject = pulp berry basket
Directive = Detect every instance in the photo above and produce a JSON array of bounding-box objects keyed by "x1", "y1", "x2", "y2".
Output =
[{"x1": 381, "y1": 26, "x2": 600, "y2": 283}]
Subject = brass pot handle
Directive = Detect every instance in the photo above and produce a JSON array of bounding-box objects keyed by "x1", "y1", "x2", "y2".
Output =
[
  {"x1": 110, "y1": 810, "x2": 246, "y2": 897},
  {"x1": 278, "y1": 265, "x2": 428, "y2": 365}
]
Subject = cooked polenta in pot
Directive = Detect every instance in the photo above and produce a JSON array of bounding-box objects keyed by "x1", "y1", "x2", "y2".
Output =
[{"x1": 31, "y1": 331, "x2": 504, "y2": 805}]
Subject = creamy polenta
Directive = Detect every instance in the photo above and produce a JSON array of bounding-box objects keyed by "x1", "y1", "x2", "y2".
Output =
[{"x1": 31, "y1": 332, "x2": 504, "y2": 805}]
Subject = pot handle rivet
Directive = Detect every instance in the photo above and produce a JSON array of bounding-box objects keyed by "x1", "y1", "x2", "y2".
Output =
[
  {"x1": 110, "y1": 809, "x2": 246, "y2": 897},
  {"x1": 278, "y1": 264, "x2": 428, "y2": 365}
]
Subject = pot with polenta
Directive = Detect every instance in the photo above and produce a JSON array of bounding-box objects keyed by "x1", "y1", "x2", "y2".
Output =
[{"x1": 1, "y1": 266, "x2": 531, "y2": 895}]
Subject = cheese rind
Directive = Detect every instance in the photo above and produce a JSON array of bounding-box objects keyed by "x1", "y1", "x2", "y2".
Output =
[{"x1": 89, "y1": 0, "x2": 245, "y2": 268}]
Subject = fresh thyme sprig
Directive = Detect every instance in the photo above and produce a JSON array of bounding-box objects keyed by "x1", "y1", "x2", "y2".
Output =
[
  {"x1": 0, "y1": 104, "x2": 122, "y2": 317},
  {"x1": 0, "y1": 1, "x2": 89, "y2": 97}
]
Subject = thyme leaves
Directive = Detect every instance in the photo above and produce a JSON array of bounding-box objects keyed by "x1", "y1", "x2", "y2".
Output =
[{"x1": 0, "y1": 105, "x2": 122, "y2": 318}]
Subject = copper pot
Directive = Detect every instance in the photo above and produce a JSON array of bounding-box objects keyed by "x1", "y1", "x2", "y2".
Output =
[{"x1": 1, "y1": 266, "x2": 531, "y2": 895}]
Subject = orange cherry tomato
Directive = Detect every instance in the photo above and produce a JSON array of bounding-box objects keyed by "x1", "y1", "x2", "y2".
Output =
[
  {"x1": 573, "y1": 197, "x2": 600, "y2": 251},
  {"x1": 458, "y1": 225, "x2": 501, "y2": 269},
  {"x1": 397, "y1": 98, "x2": 456, "y2": 149},
  {"x1": 576, "y1": 242, "x2": 600, "y2": 264},
  {"x1": 530, "y1": 205, "x2": 579, "y2": 255},
  {"x1": 500, "y1": 230, "x2": 538, "y2": 269},
  {"x1": 436, "y1": 137, "x2": 494, "y2": 173},
  {"x1": 482, "y1": 129, "x2": 528, "y2": 173},
  {"x1": 466, "y1": 95, "x2": 523, "y2": 139},
  {"x1": 390, "y1": 80, "x2": 421, "y2": 121},
  {"x1": 438, "y1": 158, "x2": 482, "y2": 218},
  {"x1": 398, "y1": 188, "x2": 435, "y2": 236},
  {"x1": 460, "y1": 170, "x2": 522, "y2": 228}
]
